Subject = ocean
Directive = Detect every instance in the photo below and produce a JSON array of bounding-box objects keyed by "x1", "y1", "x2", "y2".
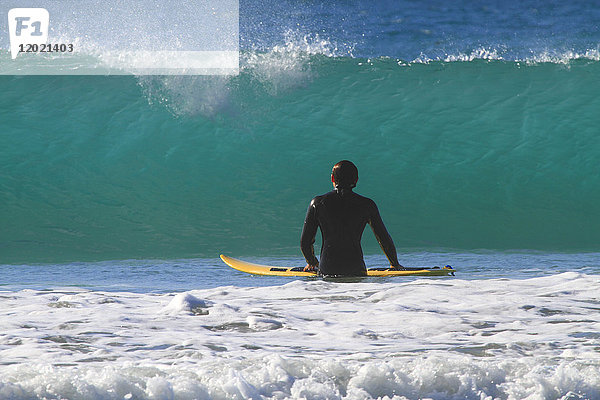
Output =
[{"x1": 1, "y1": 0, "x2": 600, "y2": 398}]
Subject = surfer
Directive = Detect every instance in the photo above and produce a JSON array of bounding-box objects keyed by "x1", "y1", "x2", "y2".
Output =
[{"x1": 301, "y1": 160, "x2": 403, "y2": 276}]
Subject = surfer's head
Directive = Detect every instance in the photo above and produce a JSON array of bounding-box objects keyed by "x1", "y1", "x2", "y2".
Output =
[{"x1": 331, "y1": 160, "x2": 358, "y2": 189}]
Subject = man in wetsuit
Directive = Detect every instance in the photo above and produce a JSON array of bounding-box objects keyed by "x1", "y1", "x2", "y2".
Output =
[{"x1": 300, "y1": 160, "x2": 403, "y2": 276}]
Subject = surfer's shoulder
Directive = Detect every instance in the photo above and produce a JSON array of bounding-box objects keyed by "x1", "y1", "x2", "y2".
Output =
[
  {"x1": 310, "y1": 191, "x2": 336, "y2": 208},
  {"x1": 352, "y1": 192, "x2": 376, "y2": 206},
  {"x1": 310, "y1": 192, "x2": 327, "y2": 208}
]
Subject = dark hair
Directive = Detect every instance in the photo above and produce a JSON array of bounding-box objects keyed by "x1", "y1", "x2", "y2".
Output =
[{"x1": 332, "y1": 160, "x2": 358, "y2": 189}]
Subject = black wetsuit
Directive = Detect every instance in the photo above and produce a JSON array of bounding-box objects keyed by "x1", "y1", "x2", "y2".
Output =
[{"x1": 300, "y1": 188, "x2": 400, "y2": 276}]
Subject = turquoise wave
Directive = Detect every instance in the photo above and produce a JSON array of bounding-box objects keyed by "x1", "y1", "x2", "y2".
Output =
[{"x1": 1, "y1": 58, "x2": 599, "y2": 263}]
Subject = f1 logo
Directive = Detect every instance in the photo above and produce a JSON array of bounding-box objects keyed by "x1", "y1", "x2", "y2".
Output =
[{"x1": 8, "y1": 8, "x2": 49, "y2": 59}]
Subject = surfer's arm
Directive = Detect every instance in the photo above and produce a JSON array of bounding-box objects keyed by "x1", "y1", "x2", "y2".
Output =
[
  {"x1": 300, "y1": 199, "x2": 320, "y2": 267},
  {"x1": 368, "y1": 202, "x2": 403, "y2": 268}
]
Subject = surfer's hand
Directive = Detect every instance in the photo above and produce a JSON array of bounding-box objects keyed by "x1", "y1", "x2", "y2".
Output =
[{"x1": 304, "y1": 264, "x2": 318, "y2": 272}]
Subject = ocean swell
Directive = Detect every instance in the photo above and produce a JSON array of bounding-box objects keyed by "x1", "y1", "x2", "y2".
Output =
[{"x1": 1, "y1": 56, "x2": 600, "y2": 262}]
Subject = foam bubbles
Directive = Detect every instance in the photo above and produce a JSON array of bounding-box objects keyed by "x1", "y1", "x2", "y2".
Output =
[
  {"x1": 246, "y1": 316, "x2": 283, "y2": 331},
  {"x1": 526, "y1": 48, "x2": 600, "y2": 64},
  {"x1": 243, "y1": 30, "x2": 351, "y2": 93},
  {"x1": 412, "y1": 47, "x2": 505, "y2": 63},
  {"x1": 162, "y1": 292, "x2": 211, "y2": 315},
  {"x1": 407, "y1": 47, "x2": 600, "y2": 64},
  {"x1": 1, "y1": 274, "x2": 600, "y2": 398}
]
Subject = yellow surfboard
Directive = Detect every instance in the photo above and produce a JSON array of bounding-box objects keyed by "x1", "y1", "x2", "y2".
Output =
[{"x1": 220, "y1": 255, "x2": 455, "y2": 277}]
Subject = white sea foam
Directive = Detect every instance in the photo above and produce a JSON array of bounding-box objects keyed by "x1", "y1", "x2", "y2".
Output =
[
  {"x1": 243, "y1": 30, "x2": 353, "y2": 87},
  {"x1": 525, "y1": 49, "x2": 600, "y2": 64},
  {"x1": 243, "y1": 32, "x2": 336, "y2": 95},
  {"x1": 1, "y1": 273, "x2": 599, "y2": 399},
  {"x1": 162, "y1": 293, "x2": 211, "y2": 315},
  {"x1": 407, "y1": 47, "x2": 600, "y2": 64},
  {"x1": 411, "y1": 47, "x2": 506, "y2": 64}
]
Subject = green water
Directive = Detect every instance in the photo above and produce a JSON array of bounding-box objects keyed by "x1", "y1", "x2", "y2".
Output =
[{"x1": 1, "y1": 59, "x2": 599, "y2": 263}]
